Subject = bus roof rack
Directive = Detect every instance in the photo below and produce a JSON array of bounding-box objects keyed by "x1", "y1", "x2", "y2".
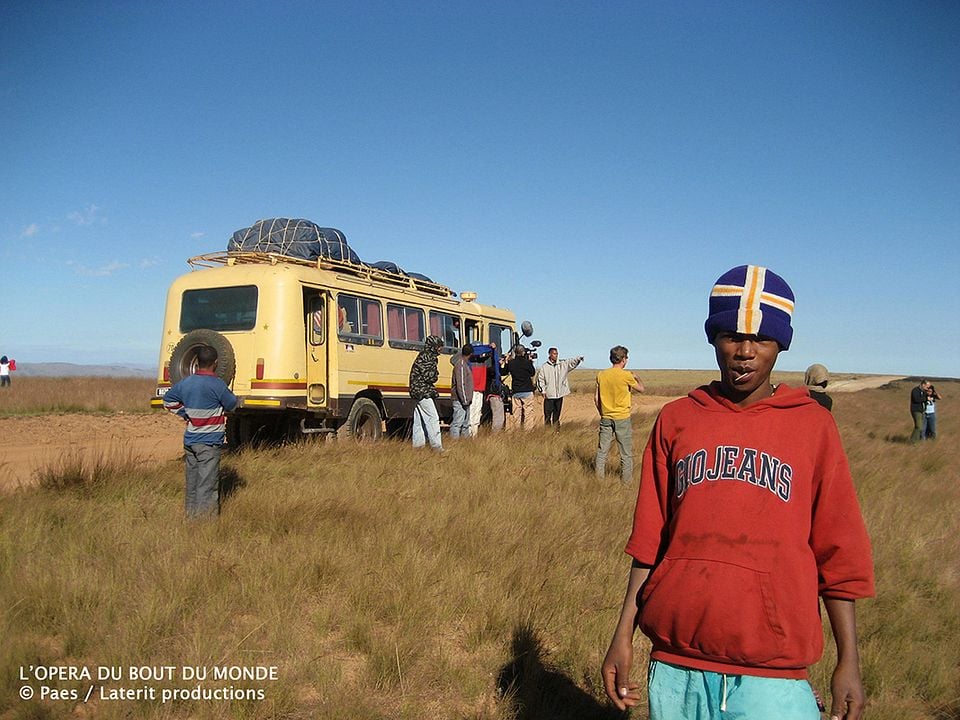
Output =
[{"x1": 187, "y1": 251, "x2": 456, "y2": 298}]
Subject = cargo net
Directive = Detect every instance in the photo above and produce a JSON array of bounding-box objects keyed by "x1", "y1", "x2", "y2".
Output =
[
  {"x1": 227, "y1": 218, "x2": 361, "y2": 264},
  {"x1": 213, "y1": 218, "x2": 451, "y2": 297}
]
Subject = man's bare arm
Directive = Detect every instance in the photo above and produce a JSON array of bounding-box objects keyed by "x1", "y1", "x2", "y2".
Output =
[{"x1": 824, "y1": 598, "x2": 866, "y2": 720}]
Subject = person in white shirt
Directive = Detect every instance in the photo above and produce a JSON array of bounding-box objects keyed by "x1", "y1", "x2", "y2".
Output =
[
  {"x1": 536, "y1": 347, "x2": 584, "y2": 430},
  {"x1": 0, "y1": 356, "x2": 11, "y2": 388}
]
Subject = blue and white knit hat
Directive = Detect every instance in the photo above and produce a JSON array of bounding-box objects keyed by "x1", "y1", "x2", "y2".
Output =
[{"x1": 704, "y1": 265, "x2": 795, "y2": 350}]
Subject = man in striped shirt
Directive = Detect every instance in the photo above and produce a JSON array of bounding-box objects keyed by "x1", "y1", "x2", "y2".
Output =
[{"x1": 163, "y1": 346, "x2": 238, "y2": 517}]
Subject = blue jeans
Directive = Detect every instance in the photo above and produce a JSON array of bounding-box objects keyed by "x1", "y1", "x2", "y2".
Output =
[
  {"x1": 596, "y1": 417, "x2": 633, "y2": 481},
  {"x1": 923, "y1": 412, "x2": 937, "y2": 439},
  {"x1": 412, "y1": 398, "x2": 442, "y2": 449},
  {"x1": 184, "y1": 443, "x2": 221, "y2": 518},
  {"x1": 648, "y1": 660, "x2": 820, "y2": 720},
  {"x1": 450, "y1": 400, "x2": 471, "y2": 439}
]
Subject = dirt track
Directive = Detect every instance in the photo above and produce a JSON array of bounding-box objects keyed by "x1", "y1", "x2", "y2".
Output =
[
  {"x1": 0, "y1": 412, "x2": 186, "y2": 492},
  {"x1": 0, "y1": 376, "x2": 903, "y2": 492}
]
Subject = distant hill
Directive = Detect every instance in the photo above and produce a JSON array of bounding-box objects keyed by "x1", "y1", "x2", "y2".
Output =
[{"x1": 14, "y1": 362, "x2": 156, "y2": 378}]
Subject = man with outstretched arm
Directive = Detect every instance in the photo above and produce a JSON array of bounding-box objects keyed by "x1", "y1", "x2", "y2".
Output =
[{"x1": 536, "y1": 346, "x2": 584, "y2": 430}]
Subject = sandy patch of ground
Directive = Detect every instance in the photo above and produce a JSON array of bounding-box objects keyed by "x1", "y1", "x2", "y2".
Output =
[
  {"x1": 546, "y1": 392, "x2": 672, "y2": 426},
  {"x1": 0, "y1": 412, "x2": 185, "y2": 492},
  {"x1": 824, "y1": 375, "x2": 904, "y2": 392}
]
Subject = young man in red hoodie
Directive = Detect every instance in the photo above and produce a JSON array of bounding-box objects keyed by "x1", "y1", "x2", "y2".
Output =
[{"x1": 602, "y1": 265, "x2": 874, "y2": 720}]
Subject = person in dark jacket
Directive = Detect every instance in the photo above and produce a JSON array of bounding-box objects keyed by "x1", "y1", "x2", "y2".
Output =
[
  {"x1": 910, "y1": 379, "x2": 931, "y2": 442},
  {"x1": 450, "y1": 344, "x2": 474, "y2": 439},
  {"x1": 409, "y1": 336, "x2": 444, "y2": 450},
  {"x1": 505, "y1": 345, "x2": 538, "y2": 430}
]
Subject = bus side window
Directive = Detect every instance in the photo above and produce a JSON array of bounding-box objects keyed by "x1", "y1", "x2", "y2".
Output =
[
  {"x1": 489, "y1": 323, "x2": 511, "y2": 352},
  {"x1": 338, "y1": 294, "x2": 384, "y2": 345},
  {"x1": 430, "y1": 311, "x2": 460, "y2": 353},
  {"x1": 387, "y1": 303, "x2": 425, "y2": 349},
  {"x1": 309, "y1": 295, "x2": 325, "y2": 345},
  {"x1": 465, "y1": 319, "x2": 480, "y2": 344},
  {"x1": 337, "y1": 296, "x2": 355, "y2": 334}
]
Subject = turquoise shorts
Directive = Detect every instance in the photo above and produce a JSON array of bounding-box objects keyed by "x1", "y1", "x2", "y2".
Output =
[{"x1": 648, "y1": 660, "x2": 821, "y2": 720}]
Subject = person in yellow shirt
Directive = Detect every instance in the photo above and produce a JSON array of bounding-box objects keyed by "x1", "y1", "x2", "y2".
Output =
[{"x1": 595, "y1": 345, "x2": 645, "y2": 482}]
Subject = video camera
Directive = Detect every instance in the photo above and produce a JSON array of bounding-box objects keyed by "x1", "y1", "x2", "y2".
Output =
[{"x1": 511, "y1": 320, "x2": 541, "y2": 360}]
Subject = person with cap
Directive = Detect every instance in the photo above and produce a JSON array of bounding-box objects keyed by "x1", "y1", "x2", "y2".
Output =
[
  {"x1": 409, "y1": 335, "x2": 444, "y2": 451},
  {"x1": 450, "y1": 343, "x2": 474, "y2": 439},
  {"x1": 804, "y1": 363, "x2": 833, "y2": 411},
  {"x1": 536, "y1": 347, "x2": 585, "y2": 430},
  {"x1": 602, "y1": 265, "x2": 874, "y2": 720}
]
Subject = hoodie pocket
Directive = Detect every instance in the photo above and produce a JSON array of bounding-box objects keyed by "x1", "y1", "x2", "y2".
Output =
[{"x1": 640, "y1": 557, "x2": 787, "y2": 665}]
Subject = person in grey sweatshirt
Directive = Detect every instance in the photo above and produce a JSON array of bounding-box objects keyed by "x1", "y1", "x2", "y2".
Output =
[
  {"x1": 536, "y1": 347, "x2": 584, "y2": 429},
  {"x1": 450, "y1": 344, "x2": 474, "y2": 439}
]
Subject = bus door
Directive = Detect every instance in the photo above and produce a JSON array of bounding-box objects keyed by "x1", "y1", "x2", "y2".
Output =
[{"x1": 305, "y1": 289, "x2": 328, "y2": 407}]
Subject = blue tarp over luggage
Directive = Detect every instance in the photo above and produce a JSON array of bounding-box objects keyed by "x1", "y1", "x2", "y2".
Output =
[
  {"x1": 227, "y1": 218, "x2": 440, "y2": 287},
  {"x1": 370, "y1": 260, "x2": 435, "y2": 285},
  {"x1": 228, "y1": 218, "x2": 361, "y2": 264}
]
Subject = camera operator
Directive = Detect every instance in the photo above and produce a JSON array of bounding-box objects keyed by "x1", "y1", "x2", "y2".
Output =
[{"x1": 504, "y1": 344, "x2": 539, "y2": 431}]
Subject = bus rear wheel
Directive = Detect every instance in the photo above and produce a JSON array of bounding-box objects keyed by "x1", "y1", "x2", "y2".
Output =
[{"x1": 339, "y1": 398, "x2": 383, "y2": 442}]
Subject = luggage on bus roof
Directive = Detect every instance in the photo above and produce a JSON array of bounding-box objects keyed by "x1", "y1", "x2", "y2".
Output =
[
  {"x1": 228, "y1": 218, "x2": 361, "y2": 264},
  {"x1": 370, "y1": 260, "x2": 435, "y2": 285}
]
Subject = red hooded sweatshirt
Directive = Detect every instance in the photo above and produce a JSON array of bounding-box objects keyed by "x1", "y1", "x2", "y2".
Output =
[{"x1": 625, "y1": 382, "x2": 874, "y2": 679}]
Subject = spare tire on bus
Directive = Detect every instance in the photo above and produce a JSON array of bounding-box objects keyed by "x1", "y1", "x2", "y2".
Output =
[
  {"x1": 338, "y1": 397, "x2": 383, "y2": 442},
  {"x1": 169, "y1": 329, "x2": 237, "y2": 385}
]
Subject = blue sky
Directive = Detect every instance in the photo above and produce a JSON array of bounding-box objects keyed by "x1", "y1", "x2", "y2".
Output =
[{"x1": 1, "y1": 1, "x2": 957, "y2": 377}]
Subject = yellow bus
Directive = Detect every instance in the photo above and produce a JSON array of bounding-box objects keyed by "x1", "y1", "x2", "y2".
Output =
[{"x1": 151, "y1": 251, "x2": 519, "y2": 444}]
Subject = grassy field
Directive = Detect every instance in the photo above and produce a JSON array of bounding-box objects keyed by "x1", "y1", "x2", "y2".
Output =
[
  {"x1": 564, "y1": 368, "x2": 895, "y2": 396},
  {"x1": 1, "y1": 376, "x2": 958, "y2": 719},
  {"x1": 0, "y1": 377, "x2": 156, "y2": 416}
]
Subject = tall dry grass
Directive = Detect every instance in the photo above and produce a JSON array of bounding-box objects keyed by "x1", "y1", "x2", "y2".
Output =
[
  {"x1": 0, "y1": 377, "x2": 156, "y2": 416},
  {"x1": 825, "y1": 380, "x2": 960, "y2": 720},
  {"x1": 1, "y1": 376, "x2": 957, "y2": 719}
]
